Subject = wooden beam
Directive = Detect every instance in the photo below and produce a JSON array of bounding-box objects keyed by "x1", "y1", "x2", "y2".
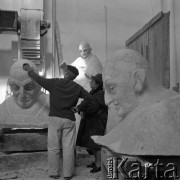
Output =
[
  {"x1": 0, "y1": 124, "x2": 48, "y2": 128},
  {"x1": 126, "y1": 12, "x2": 163, "y2": 46}
]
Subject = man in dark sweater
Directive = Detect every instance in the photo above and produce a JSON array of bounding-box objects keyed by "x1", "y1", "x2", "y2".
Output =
[{"x1": 23, "y1": 62, "x2": 92, "y2": 180}]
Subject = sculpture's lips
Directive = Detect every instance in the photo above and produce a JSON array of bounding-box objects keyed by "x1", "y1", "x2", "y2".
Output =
[{"x1": 18, "y1": 98, "x2": 31, "y2": 102}]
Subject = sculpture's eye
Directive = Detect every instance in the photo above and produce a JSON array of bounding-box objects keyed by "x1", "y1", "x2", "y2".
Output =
[
  {"x1": 110, "y1": 85, "x2": 115, "y2": 91},
  {"x1": 105, "y1": 82, "x2": 117, "y2": 95},
  {"x1": 24, "y1": 82, "x2": 35, "y2": 91},
  {"x1": 11, "y1": 85, "x2": 20, "y2": 91},
  {"x1": 79, "y1": 49, "x2": 88, "y2": 53}
]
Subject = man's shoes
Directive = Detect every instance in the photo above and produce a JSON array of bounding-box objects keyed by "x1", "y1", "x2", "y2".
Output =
[
  {"x1": 49, "y1": 175, "x2": 60, "y2": 179},
  {"x1": 64, "y1": 176, "x2": 72, "y2": 180},
  {"x1": 87, "y1": 162, "x2": 96, "y2": 168},
  {"x1": 90, "y1": 166, "x2": 101, "y2": 173}
]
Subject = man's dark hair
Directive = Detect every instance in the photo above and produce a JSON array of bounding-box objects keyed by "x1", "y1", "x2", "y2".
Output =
[{"x1": 67, "y1": 65, "x2": 79, "y2": 76}]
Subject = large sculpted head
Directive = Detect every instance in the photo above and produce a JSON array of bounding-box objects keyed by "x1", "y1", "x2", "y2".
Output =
[
  {"x1": 8, "y1": 59, "x2": 41, "y2": 109},
  {"x1": 79, "y1": 41, "x2": 92, "y2": 59},
  {"x1": 103, "y1": 49, "x2": 149, "y2": 118},
  {"x1": 93, "y1": 48, "x2": 180, "y2": 155}
]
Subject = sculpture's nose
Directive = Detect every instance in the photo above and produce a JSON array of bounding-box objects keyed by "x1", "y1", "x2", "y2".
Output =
[{"x1": 19, "y1": 86, "x2": 25, "y2": 98}]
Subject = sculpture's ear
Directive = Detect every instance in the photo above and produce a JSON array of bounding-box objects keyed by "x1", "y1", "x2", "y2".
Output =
[
  {"x1": 132, "y1": 69, "x2": 146, "y2": 93},
  {"x1": 7, "y1": 78, "x2": 12, "y2": 90}
]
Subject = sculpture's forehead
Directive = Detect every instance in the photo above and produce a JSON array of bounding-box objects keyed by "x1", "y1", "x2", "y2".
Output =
[
  {"x1": 9, "y1": 65, "x2": 35, "y2": 86},
  {"x1": 104, "y1": 61, "x2": 134, "y2": 79},
  {"x1": 9, "y1": 78, "x2": 33, "y2": 86},
  {"x1": 10, "y1": 59, "x2": 38, "y2": 78},
  {"x1": 79, "y1": 43, "x2": 90, "y2": 49},
  {"x1": 10, "y1": 68, "x2": 30, "y2": 82}
]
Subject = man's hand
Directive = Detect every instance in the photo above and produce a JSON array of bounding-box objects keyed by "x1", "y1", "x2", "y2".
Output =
[
  {"x1": 23, "y1": 63, "x2": 34, "y2": 72},
  {"x1": 71, "y1": 107, "x2": 79, "y2": 113},
  {"x1": 59, "y1": 62, "x2": 67, "y2": 77},
  {"x1": 60, "y1": 62, "x2": 67, "y2": 69}
]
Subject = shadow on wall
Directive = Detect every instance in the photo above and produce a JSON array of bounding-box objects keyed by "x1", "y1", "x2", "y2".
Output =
[{"x1": 0, "y1": 41, "x2": 18, "y2": 103}]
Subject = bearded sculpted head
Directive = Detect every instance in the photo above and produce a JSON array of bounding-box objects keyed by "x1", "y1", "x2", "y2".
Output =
[
  {"x1": 103, "y1": 49, "x2": 149, "y2": 119},
  {"x1": 8, "y1": 59, "x2": 41, "y2": 109}
]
